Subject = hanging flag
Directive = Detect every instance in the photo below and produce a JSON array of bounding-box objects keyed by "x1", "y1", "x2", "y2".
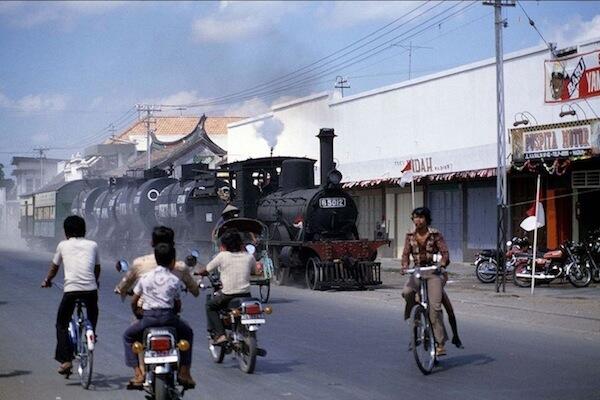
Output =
[
  {"x1": 520, "y1": 202, "x2": 545, "y2": 231},
  {"x1": 399, "y1": 160, "x2": 414, "y2": 187}
]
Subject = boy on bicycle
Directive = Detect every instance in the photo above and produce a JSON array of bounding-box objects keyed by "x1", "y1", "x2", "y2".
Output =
[{"x1": 41, "y1": 215, "x2": 101, "y2": 375}]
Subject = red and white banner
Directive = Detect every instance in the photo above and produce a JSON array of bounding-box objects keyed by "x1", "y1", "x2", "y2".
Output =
[{"x1": 545, "y1": 49, "x2": 600, "y2": 103}]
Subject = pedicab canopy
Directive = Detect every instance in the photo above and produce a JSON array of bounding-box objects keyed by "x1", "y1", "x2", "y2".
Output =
[{"x1": 216, "y1": 217, "x2": 264, "y2": 239}]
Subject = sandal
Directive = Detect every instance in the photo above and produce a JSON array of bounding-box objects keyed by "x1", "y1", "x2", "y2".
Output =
[
  {"x1": 57, "y1": 362, "x2": 72, "y2": 376},
  {"x1": 126, "y1": 378, "x2": 144, "y2": 390}
]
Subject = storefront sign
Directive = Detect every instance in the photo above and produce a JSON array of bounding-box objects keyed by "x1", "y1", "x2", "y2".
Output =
[
  {"x1": 340, "y1": 143, "x2": 496, "y2": 183},
  {"x1": 523, "y1": 125, "x2": 591, "y2": 159},
  {"x1": 511, "y1": 120, "x2": 600, "y2": 162},
  {"x1": 545, "y1": 50, "x2": 600, "y2": 103}
]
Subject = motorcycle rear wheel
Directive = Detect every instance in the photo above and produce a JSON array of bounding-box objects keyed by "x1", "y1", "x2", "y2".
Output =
[
  {"x1": 238, "y1": 332, "x2": 257, "y2": 374},
  {"x1": 567, "y1": 262, "x2": 592, "y2": 288},
  {"x1": 154, "y1": 374, "x2": 169, "y2": 400},
  {"x1": 475, "y1": 260, "x2": 497, "y2": 284},
  {"x1": 512, "y1": 264, "x2": 531, "y2": 288},
  {"x1": 411, "y1": 305, "x2": 436, "y2": 375}
]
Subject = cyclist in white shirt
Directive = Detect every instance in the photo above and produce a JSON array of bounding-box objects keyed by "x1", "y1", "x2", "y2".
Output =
[{"x1": 41, "y1": 215, "x2": 100, "y2": 376}]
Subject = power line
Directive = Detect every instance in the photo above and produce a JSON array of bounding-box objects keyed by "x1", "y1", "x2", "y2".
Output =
[
  {"x1": 166, "y1": 1, "x2": 477, "y2": 109},
  {"x1": 161, "y1": 1, "x2": 437, "y2": 109}
]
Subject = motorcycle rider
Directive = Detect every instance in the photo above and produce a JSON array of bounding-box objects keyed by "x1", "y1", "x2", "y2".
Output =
[
  {"x1": 401, "y1": 207, "x2": 461, "y2": 356},
  {"x1": 41, "y1": 215, "x2": 101, "y2": 376},
  {"x1": 196, "y1": 229, "x2": 258, "y2": 345},
  {"x1": 123, "y1": 242, "x2": 196, "y2": 389},
  {"x1": 114, "y1": 226, "x2": 199, "y2": 314}
]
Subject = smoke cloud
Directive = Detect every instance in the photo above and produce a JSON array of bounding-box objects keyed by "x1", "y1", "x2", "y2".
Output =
[{"x1": 257, "y1": 117, "x2": 284, "y2": 149}]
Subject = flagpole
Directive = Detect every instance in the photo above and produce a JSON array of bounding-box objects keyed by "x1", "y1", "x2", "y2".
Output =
[
  {"x1": 531, "y1": 174, "x2": 541, "y2": 295},
  {"x1": 411, "y1": 179, "x2": 415, "y2": 210}
]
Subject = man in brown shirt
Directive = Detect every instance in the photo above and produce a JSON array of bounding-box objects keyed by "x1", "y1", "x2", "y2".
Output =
[
  {"x1": 401, "y1": 207, "x2": 452, "y2": 356},
  {"x1": 114, "y1": 226, "x2": 199, "y2": 308}
]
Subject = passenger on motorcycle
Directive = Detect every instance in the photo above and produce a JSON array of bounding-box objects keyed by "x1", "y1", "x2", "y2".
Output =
[
  {"x1": 41, "y1": 215, "x2": 101, "y2": 376},
  {"x1": 401, "y1": 207, "x2": 457, "y2": 357},
  {"x1": 196, "y1": 229, "x2": 258, "y2": 345},
  {"x1": 122, "y1": 243, "x2": 196, "y2": 389},
  {"x1": 114, "y1": 226, "x2": 199, "y2": 316}
]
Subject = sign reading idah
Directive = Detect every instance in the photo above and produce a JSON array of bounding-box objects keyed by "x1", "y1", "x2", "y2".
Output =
[{"x1": 511, "y1": 119, "x2": 600, "y2": 162}]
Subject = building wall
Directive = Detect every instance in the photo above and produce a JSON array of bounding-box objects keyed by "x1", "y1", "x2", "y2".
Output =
[{"x1": 226, "y1": 38, "x2": 600, "y2": 261}]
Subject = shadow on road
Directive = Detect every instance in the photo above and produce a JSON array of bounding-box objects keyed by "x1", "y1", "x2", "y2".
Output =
[
  {"x1": 439, "y1": 353, "x2": 495, "y2": 371},
  {"x1": 0, "y1": 370, "x2": 31, "y2": 378},
  {"x1": 65, "y1": 373, "x2": 130, "y2": 391},
  {"x1": 0, "y1": 301, "x2": 8, "y2": 306},
  {"x1": 254, "y1": 358, "x2": 303, "y2": 375},
  {"x1": 266, "y1": 298, "x2": 296, "y2": 304}
]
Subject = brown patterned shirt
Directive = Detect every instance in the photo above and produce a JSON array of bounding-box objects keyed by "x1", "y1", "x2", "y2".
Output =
[{"x1": 401, "y1": 227, "x2": 450, "y2": 268}]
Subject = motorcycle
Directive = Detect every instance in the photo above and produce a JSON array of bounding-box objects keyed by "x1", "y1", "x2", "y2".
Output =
[
  {"x1": 512, "y1": 241, "x2": 592, "y2": 288},
  {"x1": 117, "y1": 260, "x2": 192, "y2": 400},
  {"x1": 584, "y1": 231, "x2": 600, "y2": 283},
  {"x1": 474, "y1": 237, "x2": 530, "y2": 283},
  {"x1": 200, "y1": 273, "x2": 271, "y2": 374}
]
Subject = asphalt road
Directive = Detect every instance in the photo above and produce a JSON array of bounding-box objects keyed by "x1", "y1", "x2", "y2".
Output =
[{"x1": 1, "y1": 247, "x2": 599, "y2": 400}]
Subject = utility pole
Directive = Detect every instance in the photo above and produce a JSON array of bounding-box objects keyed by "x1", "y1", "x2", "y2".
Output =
[
  {"x1": 392, "y1": 42, "x2": 432, "y2": 80},
  {"x1": 136, "y1": 104, "x2": 161, "y2": 169},
  {"x1": 108, "y1": 123, "x2": 116, "y2": 143},
  {"x1": 483, "y1": 0, "x2": 515, "y2": 293},
  {"x1": 335, "y1": 76, "x2": 350, "y2": 97},
  {"x1": 33, "y1": 147, "x2": 49, "y2": 190}
]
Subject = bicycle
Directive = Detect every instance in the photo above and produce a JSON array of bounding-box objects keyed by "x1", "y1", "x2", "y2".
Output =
[
  {"x1": 406, "y1": 265, "x2": 441, "y2": 375},
  {"x1": 55, "y1": 283, "x2": 95, "y2": 389}
]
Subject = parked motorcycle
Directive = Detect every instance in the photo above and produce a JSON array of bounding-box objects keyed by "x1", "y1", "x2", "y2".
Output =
[
  {"x1": 200, "y1": 273, "x2": 271, "y2": 374},
  {"x1": 584, "y1": 230, "x2": 600, "y2": 283},
  {"x1": 474, "y1": 237, "x2": 530, "y2": 283},
  {"x1": 117, "y1": 260, "x2": 192, "y2": 400},
  {"x1": 512, "y1": 241, "x2": 592, "y2": 288}
]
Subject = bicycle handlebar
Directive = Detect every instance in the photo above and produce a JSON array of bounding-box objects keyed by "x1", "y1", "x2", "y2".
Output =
[{"x1": 406, "y1": 266, "x2": 442, "y2": 274}]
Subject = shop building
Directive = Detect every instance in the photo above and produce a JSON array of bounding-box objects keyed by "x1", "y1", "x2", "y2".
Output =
[{"x1": 227, "y1": 37, "x2": 600, "y2": 261}]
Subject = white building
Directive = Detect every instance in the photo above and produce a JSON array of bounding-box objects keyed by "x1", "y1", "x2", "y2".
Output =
[{"x1": 227, "y1": 37, "x2": 600, "y2": 261}]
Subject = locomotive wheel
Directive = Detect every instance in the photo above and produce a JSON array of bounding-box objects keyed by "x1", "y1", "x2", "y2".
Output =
[{"x1": 305, "y1": 257, "x2": 321, "y2": 290}]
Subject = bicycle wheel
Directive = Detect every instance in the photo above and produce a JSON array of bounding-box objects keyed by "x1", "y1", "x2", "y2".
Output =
[
  {"x1": 78, "y1": 329, "x2": 93, "y2": 389},
  {"x1": 411, "y1": 305, "x2": 436, "y2": 375}
]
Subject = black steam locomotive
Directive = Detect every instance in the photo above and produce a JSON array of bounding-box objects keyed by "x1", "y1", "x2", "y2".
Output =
[
  {"x1": 20, "y1": 128, "x2": 388, "y2": 289},
  {"x1": 226, "y1": 129, "x2": 388, "y2": 289}
]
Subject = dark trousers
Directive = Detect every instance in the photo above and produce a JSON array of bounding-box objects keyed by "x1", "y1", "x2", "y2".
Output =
[
  {"x1": 55, "y1": 290, "x2": 99, "y2": 363},
  {"x1": 123, "y1": 309, "x2": 194, "y2": 367},
  {"x1": 206, "y1": 292, "x2": 250, "y2": 336}
]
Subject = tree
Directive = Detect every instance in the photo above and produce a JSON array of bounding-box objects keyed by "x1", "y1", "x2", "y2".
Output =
[{"x1": 0, "y1": 163, "x2": 4, "y2": 181}]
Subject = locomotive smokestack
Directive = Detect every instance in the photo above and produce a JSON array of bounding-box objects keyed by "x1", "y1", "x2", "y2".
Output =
[{"x1": 317, "y1": 128, "x2": 336, "y2": 187}]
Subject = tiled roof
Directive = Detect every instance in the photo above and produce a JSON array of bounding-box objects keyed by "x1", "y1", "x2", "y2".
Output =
[
  {"x1": 204, "y1": 117, "x2": 244, "y2": 135},
  {"x1": 117, "y1": 116, "x2": 201, "y2": 139}
]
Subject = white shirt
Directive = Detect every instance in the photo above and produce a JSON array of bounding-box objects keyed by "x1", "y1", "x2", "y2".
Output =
[
  {"x1": 134, "y1": 265, "x2": 183, "y2": 311},
  {"x1": 206, "y1": 251, "x2": 254, "y2": 295},
  {"x1": 52, "y1": 237, "x2": 100, "y2": 292}
]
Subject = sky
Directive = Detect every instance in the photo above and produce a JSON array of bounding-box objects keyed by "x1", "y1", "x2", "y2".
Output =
[{"x1": 1, "y1": 0, "x2": 600, "y2": 176}]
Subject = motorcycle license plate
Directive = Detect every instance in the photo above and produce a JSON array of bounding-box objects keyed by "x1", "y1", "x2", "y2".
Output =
[
  {"x1": 241, "y1": 314, "x2": 265, "y2": 324},
  {"x1": 144, "y1": 350, "x2": 178, "y2": 364}
]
